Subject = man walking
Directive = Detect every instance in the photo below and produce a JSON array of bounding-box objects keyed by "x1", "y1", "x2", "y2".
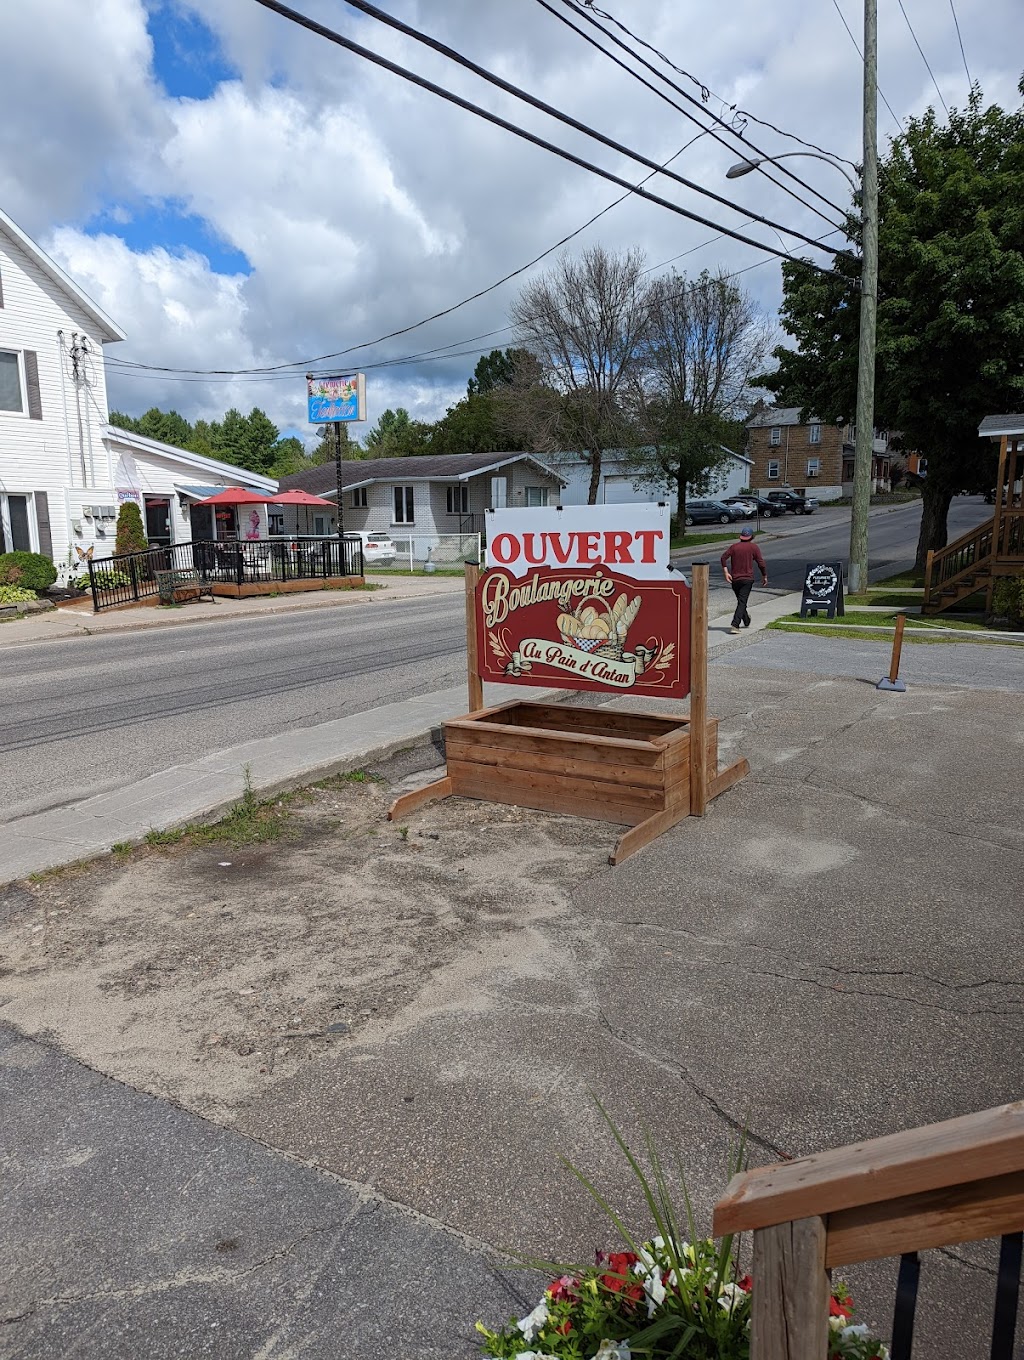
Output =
[{"x1": 721, "y1": 526, "x2": 768, "y2": 634}]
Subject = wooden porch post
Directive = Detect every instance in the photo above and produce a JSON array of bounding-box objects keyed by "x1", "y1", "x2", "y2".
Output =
[{"x1": 750, "y1": 1218, "x2": 830, "y2": 1360}]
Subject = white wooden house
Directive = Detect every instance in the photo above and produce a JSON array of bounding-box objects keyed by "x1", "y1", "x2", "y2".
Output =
[
  {"x1": 546, "y1": 448, "x2": 754, "y2": 511},
  {"x1": 0, "y1": 207, "x2": 274, "y2": 578}
]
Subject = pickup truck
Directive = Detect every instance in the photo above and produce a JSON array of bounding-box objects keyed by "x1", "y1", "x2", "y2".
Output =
[{"x1": 767, "y1": 490, "x2": 818, "y2": 515}]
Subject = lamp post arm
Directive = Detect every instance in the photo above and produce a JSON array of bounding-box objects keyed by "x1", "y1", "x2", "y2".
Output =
[{"x1": 760, "y1": 151, "x2": 860, "y2": 198}]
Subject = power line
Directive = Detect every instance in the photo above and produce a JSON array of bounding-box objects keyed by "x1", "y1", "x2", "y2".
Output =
[
  {"x1": 538, "y1": 0, "x2": 848, "y2": 228},
  {"x1": 560, "y1": 0, "x2": 857, "y2": 171},
  {"x1": 948, "y1": 0, "x2": 973, "y2": 91},
  {"x1": 104, "y1": 131, "x2": 713, "y2": 381},
  {"x1": 331, "y1": 0, "x2": 842, "y2": 248},
  {"x1": 828, "y1": 0, "x2": 905, "y2": 131},
  {"x1": 896, "y1": 0, "x2": 949, "y2": 115}
]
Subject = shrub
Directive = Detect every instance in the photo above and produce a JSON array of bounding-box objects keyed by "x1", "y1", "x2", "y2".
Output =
[
  {"x1": 0, "y1": 550, "x2": 58, "y2": 592},
  {"x1": 115, "y1": 501, "x2": 148, "y2": 556},
  {"x1": 991, "y1": 572, "x2": 1024, "y2": 626},
  {"x1": 0, "y1": 584, "x2": 37, "y2": 604}
]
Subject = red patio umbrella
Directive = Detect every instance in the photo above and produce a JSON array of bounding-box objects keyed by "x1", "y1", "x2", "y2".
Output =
[{"x1": 271, "y1": 488, "x2": 337, "y2": 537}]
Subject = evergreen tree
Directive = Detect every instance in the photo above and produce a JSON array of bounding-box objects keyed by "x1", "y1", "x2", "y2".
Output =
[{"x1": 115, "y1": 501, "x2": 148, "y2": 556}]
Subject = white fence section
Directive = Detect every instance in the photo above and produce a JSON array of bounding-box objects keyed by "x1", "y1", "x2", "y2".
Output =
[{"x1": 369, "y1": 532, "x2": 482, "y2": 573}]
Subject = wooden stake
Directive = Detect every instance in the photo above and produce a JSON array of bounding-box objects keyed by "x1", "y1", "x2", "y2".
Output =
[
  {"x1": 889, "y1": 611, "x2": 906, "y2": 683},
  {"x1": 689, "y1": 562, "x2": 709, "y2": 817},
  {"x1": 465, "y1": 561, "x2": 484, "y2": 713}
]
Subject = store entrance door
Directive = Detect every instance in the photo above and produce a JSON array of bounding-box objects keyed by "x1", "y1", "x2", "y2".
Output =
[{"x1": 144, "y1": 496, "x2": 172, "y2": 547}]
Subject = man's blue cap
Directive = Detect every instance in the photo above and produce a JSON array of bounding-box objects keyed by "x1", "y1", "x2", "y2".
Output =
[{"x1": 740, "y1": 527, "x2": 754, "y2": 539}]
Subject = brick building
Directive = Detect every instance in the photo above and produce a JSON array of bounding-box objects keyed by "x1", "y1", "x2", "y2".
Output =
[{"x1": 745, "y1": 407, "x2": 891, "y2": 500}]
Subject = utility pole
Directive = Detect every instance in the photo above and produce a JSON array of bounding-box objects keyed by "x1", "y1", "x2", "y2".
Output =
[
  {"x1": 334, "y1": 421, "x2": 345, "y2": 542},
  {"x1": 849, "y1": 0, "x2": 878, "y2": 595}
]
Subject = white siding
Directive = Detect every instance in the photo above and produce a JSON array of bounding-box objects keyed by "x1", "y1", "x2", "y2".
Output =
[{"x1": 0, "y1": 229, "x2": 115, "y2": 568}]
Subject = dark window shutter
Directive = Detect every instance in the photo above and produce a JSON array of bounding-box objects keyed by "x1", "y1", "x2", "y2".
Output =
[
  {"x1": 24, "y1": 351, "x2": 42, "y2": 419},
  {"x1": 0, "y1": 266, "x2": 4, "y2": 307},
  {"x1": 34, "y1": 492, "x2": 53, "y2": 558}
]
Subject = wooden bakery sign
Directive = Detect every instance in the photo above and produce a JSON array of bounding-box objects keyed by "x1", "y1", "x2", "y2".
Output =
[{"x1": 478, "y1": 506, "x2": 691, "y2": 699}]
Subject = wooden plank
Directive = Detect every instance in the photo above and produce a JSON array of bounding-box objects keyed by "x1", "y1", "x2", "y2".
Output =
[
  {"x1": 713, "y1": 1101, "x2": 1024, "y2": 1236},
  {"x1": 465, "y1": 562, "x2": 484, "y2": 713},
  {"x1": 448, "y1": 765, "x2": 645, "y2": 825},
  {"x1": 444, "y1": 717, "x2": 668, "y2": 758},
  {"x1": 825, "y1": 1170, "x2": 1024, "y2": 1267},
  {"x1": 689, "y1": 564, "x2": 710, "y2": 817},
  {"x1": 750, "y1": 1219, "x2": 829, "y2": 1360},
  {"x1": 506, "y1": 702, "x2": 685, "y2": 740},
  {"x1": 709, "y1": 757, "x2": 750, "y2": 802},
  {"x1": 387, "y1": 776, "x2": 453, "y2": 821},
  {"x1": 609, "y1": 795, "x2": 691, "y2": 864},
  {"x1": 449, "y1": 760, "x2": 665, "y2": 810},
  {"x1": 444, "y1": 736, "x2": 669, "y2": 789}
]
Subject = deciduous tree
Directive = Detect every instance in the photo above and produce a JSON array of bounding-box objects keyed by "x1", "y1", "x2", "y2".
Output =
[
  {"x1": 510, "y1": 246, "x2": 652, "y2": 502},
  {"x1": 761, "y1": 81, "x2": 1024, "y2": 565}
]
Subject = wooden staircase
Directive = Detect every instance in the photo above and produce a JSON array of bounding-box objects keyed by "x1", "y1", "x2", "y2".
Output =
[{"x1": 922, "y1": 516, "x2": 995, "y2": 613}]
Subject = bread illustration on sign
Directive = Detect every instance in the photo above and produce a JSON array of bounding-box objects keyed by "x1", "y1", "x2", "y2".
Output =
[{"x1": 556, "y1": 592, "x2": 642, "y2": 660}]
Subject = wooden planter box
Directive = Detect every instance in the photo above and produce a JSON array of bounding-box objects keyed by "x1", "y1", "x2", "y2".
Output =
[{"x1": 443, "y1": 700, "x2": 717, "y2": 827}]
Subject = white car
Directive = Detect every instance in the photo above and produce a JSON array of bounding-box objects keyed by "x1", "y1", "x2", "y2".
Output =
[{"x1": 354, "y1": 531, "x2": 397, "y2": 567}]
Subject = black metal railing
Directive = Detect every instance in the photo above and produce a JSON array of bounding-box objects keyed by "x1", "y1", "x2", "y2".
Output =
[
  {"x1": 88, "y1": 536, "x2": 364, "y2": 611},
  {"x1": 889, "y1": 1234, "x2": 1022, "y2": 1360}
]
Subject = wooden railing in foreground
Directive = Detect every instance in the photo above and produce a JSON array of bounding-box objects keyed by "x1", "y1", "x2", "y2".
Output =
[{"x1": 713, "y1": 1102, "x2": 1024, "y2": 1358}]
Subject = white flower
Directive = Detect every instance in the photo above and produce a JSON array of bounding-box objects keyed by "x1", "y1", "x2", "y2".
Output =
[
  {"x1": 840, "y1": 1323, "x2": 870, "y2": 1340},
  {"x1": 591, "y1": 1341, "x2": 631, "y2": 1360},
  {"x1": 513, "y1": 1353, "x2": 559, "y2": 1360},
  {"x1": 718, "y1": 1281, "x2": 747, "y2": 1312},
  {"x1": 516, "y1": 1300, "x2": 549, "y2": 1342}
]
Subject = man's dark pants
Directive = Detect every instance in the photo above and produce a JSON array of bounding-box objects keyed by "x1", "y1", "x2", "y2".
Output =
[{"x1": 730, "y1": 577, "x2": 754, "y2": 627}]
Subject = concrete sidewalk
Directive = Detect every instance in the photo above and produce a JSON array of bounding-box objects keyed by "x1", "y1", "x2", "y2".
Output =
[
  {"x1": 0, "y1": 589, "x2": 801, "y2": 885},
  {"x1": 0, "y1": 573, "x2": 463, "y2": 648}
]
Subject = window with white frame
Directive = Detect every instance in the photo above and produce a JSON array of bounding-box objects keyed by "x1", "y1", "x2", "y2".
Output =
[
  {"x1": 525, "y1": 485, "x2": 549, "y2": 508},
  {"x1": 807, "y1": 457, "x2": 821, "y2": 478},
  {"x1": 446, "y1": 485, "x2": 469, "y2": 514},
  {"x1": 393, "y1": 485, "x2": 414, "y2": 523},
  {"x1": 809, "y1": 423, "x2": 821, "y2": 444},
  {"x1": 767, "y1": 459, "x2": 780, "y2": 479},
  {"x1": 0, "y1": 493, "x2": 34, "y2": 552},
  {"x1": 352, "y1": 487, "x2": 368, "y2": 508},
  {"x1": 0, "y1": 351, "x2": 24, "y2": 414},
  {"x1": 769, "y1": 426, "x2": 781, "y2": 446},
  {"x1": 268, "y1": 512, "x2": 285, "y2": 536}
]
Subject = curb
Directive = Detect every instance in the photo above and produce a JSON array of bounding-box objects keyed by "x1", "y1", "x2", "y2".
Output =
[{"x1": 0, "y1": 581, "x2": 463, "y2": 650}]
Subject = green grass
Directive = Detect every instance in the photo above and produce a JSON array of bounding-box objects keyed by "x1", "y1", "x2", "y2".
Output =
[
  {"x1": 874, "y1": 568, "x2": 926, "y2": 589},
  {"x1": 671, "y1": 529, "x2": 756, "y2": 549},
  {"x1": 144, "y1": 766, "x2": 294, "y2": 850},
  {"x1": 774, "y1": 610, "x2": 997, "y2": 633}
]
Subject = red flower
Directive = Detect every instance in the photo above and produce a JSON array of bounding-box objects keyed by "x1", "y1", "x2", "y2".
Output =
[
  {"x1": 737, "y1": 1275, "x2": 753, "y2": 1293},
  {"x1": 829, "y1": 1295, "x2": 853, "y2": 1320},
  {"x1": 598, "y1": 1251, "x2": 644, "y2": 1306},
  {"x1": 548, "y1": 1275, "x2": 577, "y2": 1303}
]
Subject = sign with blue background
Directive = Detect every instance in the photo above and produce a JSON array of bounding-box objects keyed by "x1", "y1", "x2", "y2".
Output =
[{"x1": 307, "y1": 373, "x2": 366, "y2": 423}]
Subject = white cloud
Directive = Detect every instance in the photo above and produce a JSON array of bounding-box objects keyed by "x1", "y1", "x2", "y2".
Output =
[{"x1": 5, "y1": 0, "x2": 1021, "y2": 440}]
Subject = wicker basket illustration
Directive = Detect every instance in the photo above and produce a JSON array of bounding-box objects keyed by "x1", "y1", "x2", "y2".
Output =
[{"x1": 558, "y1": 594, "x2": 628, "y2": 660}]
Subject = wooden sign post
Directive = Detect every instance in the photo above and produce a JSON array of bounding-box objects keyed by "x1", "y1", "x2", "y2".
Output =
[{"x1": 389, "y1": 511, "x2": 748, "y2": 863}]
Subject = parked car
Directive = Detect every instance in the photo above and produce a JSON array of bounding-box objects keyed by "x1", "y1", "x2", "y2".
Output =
[
  {"x1": 767, "y1": 490, "x2": 818, "y2": 515},
  {"x1": 683, "y1": 499, "x2": 743, "y2": 526},
  {"x1": 723, "y1": 496, "x2": 758, "y2": 518},
  {"x1": 742, "y1": 496, "x2": 780, "y2": 518},
  {"x1": 353, "y1": 531, "x2": 397, "y2": 566}
]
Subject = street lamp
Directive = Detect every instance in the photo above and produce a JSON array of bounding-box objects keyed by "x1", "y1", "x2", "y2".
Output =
[
  {"x1": 726, "y1": 151, "x2": 859, "y2": 198},
  {"x1": 726, "y1": 1, "x2": 878, "y2": 596}
]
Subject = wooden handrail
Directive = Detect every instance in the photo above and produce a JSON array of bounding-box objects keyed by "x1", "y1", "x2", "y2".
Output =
[
  {"x1": 714, "y1": 1101, "x2": 1024, "y2": 1235},
  {"x1": 713, "y1": 1103, "x2": 1024, "y2": 1359}
]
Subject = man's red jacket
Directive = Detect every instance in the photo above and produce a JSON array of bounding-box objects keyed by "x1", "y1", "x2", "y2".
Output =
[{"x1": 720, "y1": 539, "x2": 767, "y2": 582}]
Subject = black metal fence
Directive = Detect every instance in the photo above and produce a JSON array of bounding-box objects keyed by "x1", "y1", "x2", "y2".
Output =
[{"x1": 88, "y1": 536, "x2": 365, "y2": 611}]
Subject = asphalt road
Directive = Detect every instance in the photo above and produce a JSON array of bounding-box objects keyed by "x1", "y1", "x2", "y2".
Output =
[
  {"x1": 675, "y1": 494, "x2": 992, "y2": 591},
  {"x1": 0, "y1": 497, "x2": 992, "y2": 824}
]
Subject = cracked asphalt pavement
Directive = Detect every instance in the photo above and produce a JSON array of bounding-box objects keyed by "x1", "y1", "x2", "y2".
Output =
[{"x1": 1, "y1": 658, "x2": 1022, "y2": 1357}]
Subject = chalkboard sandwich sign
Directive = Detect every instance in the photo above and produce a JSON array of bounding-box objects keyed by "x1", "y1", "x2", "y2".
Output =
[
  {"x1": 387, "y1": 505, "x2": 749, "y2": 864},
  {"x1": 800, "y1": 560, "x2": 846, "y2": 618}
]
